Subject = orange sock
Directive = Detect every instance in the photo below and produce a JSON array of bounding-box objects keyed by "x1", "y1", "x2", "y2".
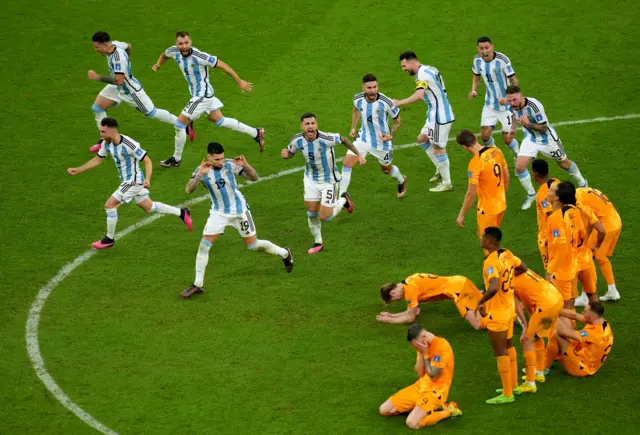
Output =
[
  {"x1": 524, "y1": 351, "x2": 537, "y2": 383},
  {"x1": 534, "y1": 339, "x2": 546, "y2": 372},
  {"x1": 597, "y1": 258, "x2": 615, "y2": 286},
  {"x1": 497, "y1": 356, "x2": 512, "y2": 397},
  {"x1": 507, "y1": 347, "x2": 518, "y2": 387},
  {"x1": 420, "y1": 409, "x2": 452, "y2": 427},
  {"x1": 545, "y1": 336, "x2": 559, "y2": 369}
]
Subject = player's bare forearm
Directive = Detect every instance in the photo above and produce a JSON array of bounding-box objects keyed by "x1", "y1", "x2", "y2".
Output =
[
  {"x1": 515, "y1": 300, "x2": 528, "y2": 329},
  {"x1": 142, "y1": 156, "x2": 152, "y2": 182},
  {"x1": 458, "y1": 186, "x2": 477, "y2": 218},
  {"x1": 216, "y1": 60, "x2": 242, "y2": 83},
  {"x1": 77, "y1": 156, "x2": 104, "y2": 173},
  {"x1": 341, "y1": 137, "x2": 360, "y2": 156},
  {"x1": 593, "y1": 221, "x2": 606, "y2": 247},
  {"x1": 425, "y1": 361, "x2": 442, "y2": 380},
  {"x1": 472, "y1": 75, "x2": 480, "y2": 93},
  {"x1": 154, "y1": 53, "x2": 168, "y2": 70},
  {"x1": 559, "y1": 309, "x2": 585, "y2": 322},
  {"x1": 351, "y1": 107, "x2": 360, "y2": 131},
  {"x1": 503, "y1": 166, "x2": 511, "y2": 193},
  {"x1": 508, "y1": 74, "x2": 519, "y2": 87},
  {"x1": 125, "y1": 44, "x2": 132, "y2": 56},
  {"x1": 528, "y1": 122, "x2": 549, "y2": 133},
  {"x1": 478, "y1": 279, "x2": 499, "y2": 305},
  {"x1": 185, "y1": 176, "x2": 201, "y2": 195},
  {"x1": 397, "y1": 90, "x2": 424, "y2": 107},
  {"x1": 515, "y1": 262, "x2": 528, "y2": 276},
  {"x1": 390, "y1": 116, "x2": 401, "y2": 137},
  {"x1": 281, "y1": 150, "x2": 294, "y2": 160},
  {"x1": 240, "y1": 164, "x2": 259, "y2": 182}
]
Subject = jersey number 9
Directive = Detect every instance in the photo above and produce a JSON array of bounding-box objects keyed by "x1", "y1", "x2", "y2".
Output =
[{"x1": 493, "y1": 164, "x2": 502, "y2": 187}]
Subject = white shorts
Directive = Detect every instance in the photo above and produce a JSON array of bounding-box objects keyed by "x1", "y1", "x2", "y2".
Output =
[
  {"x1": 203, "y1": 209, "x2": 257, "y2": 238},
  {"x1": 420, "y1": 121, "x2": 453, "y2": 147},
  {"x1": 304, "y1": 178, "x2": 339, "y2": 207},
  {"x1": 112, "y1": 182, "x2": 149, "y2": 204},
  {"x1": 481, "y1": 106, "x2": 514, "y2": 132},
  {"x1": 181, "y1": 96, "x2": 224, "y2": 121},
  {"x1": 99, "y1": 85, "x2": 156, "y2": 117},
  {"x1": 519, "y1": 137, "x2": 567, "y2": 161},
  {"x1": 347, "y1": 140, "x2": 393, "y2": 165}
]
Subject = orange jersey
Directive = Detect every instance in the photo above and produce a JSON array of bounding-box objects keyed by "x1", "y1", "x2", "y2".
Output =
[
  {"x1": 573, "y1": 321, "x2": 614, "y2": 375},
  {"x1": 547, "y1": 206, "x2": 581, "y2": 280},
  {"x1": 576, "y1": 205, "x2": 599, "y2": 271},
  {"x1": 513, "y1": 270, "x2": 563, "y2": 310},
  {"x1": 403, "y1": 273, "x2": 462, "y2": 309},
  {"x1": 576, "y1": 187, "x2": 621, "y2": 231},
  {"x1": 536, "y1": 178, "x2": 560, "y2": 242},
  {"x1": 483, "y1": 249, "x2": 522, "y2": 321},
  {"x1": 467, "y1": 146, "x2": 508, "y2": 215},
  {"x1": 417, "y1": 336, "x2": 454, "y2": 399}
]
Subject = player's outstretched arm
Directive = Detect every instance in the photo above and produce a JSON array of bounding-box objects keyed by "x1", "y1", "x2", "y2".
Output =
[
  {"x1": 215, "y1": 60, "x2": 253, "y2": 92},
  {"x1": 152, "y1": 53, "x2": 169, "y2": 72},
  {"x1": 142, "y1": 156, "x2": 152, "y2": 188},
  {"x1": 67, "y1": 156, "x2": 104, "y2": 175},
  {"x1": 559, "y1": 309, "x2": 585, "y2": 323},
  {"x1": 350, "y1": 107, "x2": 360, "y2": 138},
  {"x1": 456, "y1": 184, "x2": 478, "y2": 228},
  {"x1": 392, "y1": 89, "x2": 424, "y2": 107},
  {"x1": 376, "y1": 307, "x2": 419, "y2": 324},
  {"x1": 340, "y1": 136, "x2": 366, "y2": 165},
  {"x1": 280, "y1": 149, "x2": 294, "y2": 160},
  {"x1": 87, "y1": 70, "x2": 124, "y2": 85},
  {"x1": 469, "y1": 75, "x2": 480, "y2": 100}
]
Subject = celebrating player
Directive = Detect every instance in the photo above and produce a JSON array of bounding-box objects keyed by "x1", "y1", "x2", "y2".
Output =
[
  {"x1": 152, "y1": 31, "x2": 264, "y2": 167},
  {"x1": 376, "y1": 273, "x2": 483, "y2": 329},
  {"x1": 574, "y1": 201, "x2": 606, "y2": 307},
  {"x1": 531, "y1": 159, "x2": 560, "y2": 269},
  {"x1": 67, "y1": 118, "x2": 192, "y2": 249},
  {"x1": 181, "y1": 143, "x2": 293, "y2": 298},
  {"x1": 88, "y1": 32, "x2": 185, "y2": 154},
  {"x1": 394, "y1": 51, "x2": 455, "y2": 192},
  {"x1": 379, "y1": 324, "x2": 462, "y2": 429},
  {"x1": 281, "y1": 113, "x2": 365, "y2": 254},
  {"x1": 340, "y1": 74, "x2": 407, "y2": 199}
]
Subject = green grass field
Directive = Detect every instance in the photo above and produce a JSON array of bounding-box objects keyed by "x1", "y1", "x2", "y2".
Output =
[{"x1": 3, "y1": 0, "x2": 640, "y2": 433}]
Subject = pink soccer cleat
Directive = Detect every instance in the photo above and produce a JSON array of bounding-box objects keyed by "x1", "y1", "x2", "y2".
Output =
[
  {"x1": 89, "y1": 142, "x2": 102, "y2": 153},
  {"x1": 180, "y1": 208, "x2": 193, "y2": 232},
  {"x1": 92, "y1": 236, "x2": 115, "y2": 249},
  {"x1": 307, "y1": 243, "x2": 324, "y2": 255},
  {"x1": 186, "y1": 121, "x2": 195, "y2": 142}
]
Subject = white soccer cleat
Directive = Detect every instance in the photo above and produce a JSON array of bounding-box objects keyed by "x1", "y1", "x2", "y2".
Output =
[
  {"x1": 521, "y1": 194, "x2": 536, "y2": 210},
  {"x1": 429, "y1": 172, "x2": 442, "y2": 183},
  {"x1": 600, "y1": 291, "x2": 621, "y2": 302},
  {"x1": 429, "y1": 183, "x2": 453, "y2": 193},
  {"x1": 574, "y1": 293, "x2": 589, "y2": 308}
]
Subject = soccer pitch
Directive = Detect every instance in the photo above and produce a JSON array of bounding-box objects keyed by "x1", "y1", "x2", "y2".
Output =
[{"x1": 2, "y1": 0, "x2": 640, "y2": 433}]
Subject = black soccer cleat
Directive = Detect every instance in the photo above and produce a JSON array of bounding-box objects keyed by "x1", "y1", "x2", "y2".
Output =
[
  {"x1": 160, "y1": 156, "x2": 181, "y2": 168},
  {"x1": 397, "y1": 175, "x2": 407, "y2": 199},
  {"x1": 181, "y1": 284, "x2": 204, "y2": 299},
  {"x1": 283, "y1": 248, "x2": 294, "y2": 273},
  {"x1": 341, "y1": 192, "x2": 354, "y2": 214},
  {"x1": 254, "y1": 128, "x2": 265, "y2": 152}
]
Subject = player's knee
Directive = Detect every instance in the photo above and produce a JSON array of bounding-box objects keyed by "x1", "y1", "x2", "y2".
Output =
[
  {"x1": 320, "y1": 215, "x2": 334, "y2": 223},
  {"x1": 515, "y1": 162, "x2": 527, "y2": 173},
  {"x1": 92, "y1": 104, "x2": 106, "y2": 113},
  {"x1": 405, "y1": 416, "x2": 421, "y2": 430},
  {"x1": 381, "y1": 165, "x2": 391, "y2": 174}
]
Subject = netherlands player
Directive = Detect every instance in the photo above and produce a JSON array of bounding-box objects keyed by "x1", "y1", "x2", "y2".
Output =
[
  {"x1": 67, "y1": 118, "x2": 192, "y2": 249},
  {"x1": 506, "y1": 85, "x2": 588, "y2": 207},
  {"x1": 379, "y1": 324, "x2": 462, "y2": 429},
  {"x1": 88, "y1": 32, "x2": 186, "y2": 154},
  {"x1": 531, "y1": 159, "x2": 560, "y2": 270},
  {"x1": 152, "y1": 31, "x2": 265, "y2": 167},
  {"x1": 181, "y1": 142, "x2": 293, "y2": 298},
  {"x1": 281, "y1": 113, "x2": 365, "y2": 254},
  {"x1": 340, "y1": 74, "x2": 407, "y2": 199},
  {"x1": 394, "y1": 51, "x2": 455, "y2": 192}
]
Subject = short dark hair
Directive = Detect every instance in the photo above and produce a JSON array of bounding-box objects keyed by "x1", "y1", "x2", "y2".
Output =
[
  {"x1": 506, "y1": 85, "x2": 521, "y2": 95},
  {"x1": 92, "y1": 31, "x2": 111, "y2": 43},
  {"x1": 362, "y1": 73, "x2": 377, "y2": 83},
  {"x1": 176, "y1": 30, "x2": 190, "y2": 38},
  {"x1": 456, "y1": 129, "x2": 477, "y2": 147},
  {"x1": 531, "y1": 159, "x2": 549, "y2": 176},
  {"x1": 399, "y1": 51, "x2": 418, "y2": 61},
  {"x1": 588, "y1": 301, "x2": 605, "y2": 317},
  {"x1": 556, "y1": 181, "x2": 577, "y2": 205},
  {"x1": 300, "y1": 112, "x2": 316, "y2": 121},
  {"x1": 101, "y1": 118, "x2": 118, "y2": 128},
  {"x1": 477, "y1": 36, "x2": 492, "y2": 44},
  {"x1": 207, "y1": 142, "x2": 224, "y2": 155},
  {"x1": 380, "y1": 283, "x2": 397, "y2": 304},
  {"x1": 483, "y1": 226, "x2": 502, "y2": 242},
  {"x1": 407, "y1": 323, "x2": 425, "y2": 342}
]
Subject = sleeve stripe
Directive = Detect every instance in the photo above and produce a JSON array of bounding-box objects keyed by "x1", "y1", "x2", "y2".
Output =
[
  {"x1": 379, "y1": 95, "x2": 394, "y2": 106},
  {"x1": 121, "y1": 137, "x2": 138, "y2": 150},
  {"x1": 525, "y1": 100, "x2": 541, "y2": 113},
  {"x1": 352, "y1": 92, "x2": 364, "y2": 101},
  {"x1": 192, "y1": 52, "x2": 209, "y2": 60},
  {"x1": 318, "y1": 133, "x2": 336, "y2": 141}
]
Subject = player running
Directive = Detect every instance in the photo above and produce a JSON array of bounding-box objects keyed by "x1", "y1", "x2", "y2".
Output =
[
  {"x1": 180, "y1": 142, "x2": 293, "y2": 298},
  {"x1": 281, "y1": 113, "x2": 365, "y2": 254},
  {"x1": 88, "y1": 32, "x2": 186, "y2": 154},
  {"x1": 376, "y1": 273, "x2": 483, "y2": 329},
  {"x1": 379, "y1": 324, "x2": 462, "y2": 429},
  {"x1": 67, "y1": 118, "x2": 192, "y2": 249},
  {"x1": 152, "y1": 31, "x2": 265, "y2": 167},
  {"x1": 340, "y1": 74, "x2": 407, "y2": 199},
  {"x1": 394, "y1": 51, "x2": 455, "y2": 192}
]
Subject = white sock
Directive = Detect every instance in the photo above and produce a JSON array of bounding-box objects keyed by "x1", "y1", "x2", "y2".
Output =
[
  {"x1": 507, "y1": 138, "x2": 520, "y2": 156},
  {"x1": 483, "y1": 136, "x2": 495, "y2": 146},
  {"x1": 152, "y1": 108, "x2": 177, "y2": 125},
  {"x1": 340, "y1": 166, "x2": 353, "y2": 195},
  {"x1": 566, "y1": 161, "x2": 587, "y2": 187},
  {"x1": 194, "y1": 239, "x2": 212, "y2": 287},
  {"x1": 93, "y1": 105, "x2": 107, "y2": 129},
  {"x1": 389, "y1": 165, "x2": 404, "y2": 183},
  {"x1": 249, "y1": 239, "x2": 288, "y2": 258},
  {"x1": 151, "y1": 202, "x2": 181, "y2": 216},
  {"x1": 436, "y1": 153, "x2": 451, "y2": 185},
  {"x1": 307, "y1": 212, "x2": 322, "y2": 244},
  {"x1": 332, "y1": 197, "x2": 347, "y2": 218},
  {"x1": 516, "y1": 169, "x2": 536, "y2": 195},
  {"x1": 216, "y1": 117, "x2": 258, "y2": 137},
  {"x1": 174, "y1": 128, "x2": 186, "y2": 161},
  {"x1": 535, "y1": 370, "x2": 544, "y2": 376},
  {"x1": 608, "y1": 284, "x2": 618, "y2": 293},
  {"x1": 420, "y1": 142, "x2": 439, "y2": 170},
  {"x1": 106, "y1": 208, "x2": 118, "y2": 239},
  {"x1": 526, "y1": 381, "x2": 535, "y2": 387}
]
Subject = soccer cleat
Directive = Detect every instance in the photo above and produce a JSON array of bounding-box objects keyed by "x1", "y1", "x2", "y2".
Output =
[
  {"x1": 91, "y1": 236, "x2": 115, "y2": 249},
  {"x1": 254, "y1": 128, "x2": 265, "y2": 152},
  {"x1": 495, "y1": 387, "x2": 521, "y2": 396},
  {"x1": 180, "y1": 208, "x2": 193, "y2": 232},
  {"x1": 397, "y1": 176, "x2": 407, "y2": 199},
  {"x1": 283, "y1": 248, "x2": 294, "y2": 273},
  {"x1": 89, "y1": 141, "x2": 102, "y2": 153},
  {"x1": 574, "y1": 293, "x2": 589, "y2": 307},
  {"x1": 429, "y1": 183, "x2": 453, "y2": 193},
  {"x1": 429, "y1": 172, "x2": 441, "y2": 183},
  {"x1": 522, "y1": 374, "x2": 546, "y2": 383},
  {"x1": 342, "y1": 192, "x2": 354, "y2": 213},
  {"x1": 517, "y1": 383, "x2": 537, "y2": 394},
  {"x1": 486, "y1": 394, "x2": 515, "y2": 405},
  {"x1": 447, "y1": 402, "x2": 462, "y2": 418},
  {"x1": 521, "y1": 194, "x2": 536, "y2": 210},
  {"x1": 600, "y1": 291, "x2": 620, "y2": 302},
  {"x1": 186, "y1": 121, "x2": 195, "y2": 142},
  {"x1": 307, "y1": 243, "x2": 324, "y2": 255},
  {"x1": 160, "y1": 156, "x2": 181, "y2": 168},
  {"x1": 181, "y1": 284, "x2": 204, "y2": 298}
]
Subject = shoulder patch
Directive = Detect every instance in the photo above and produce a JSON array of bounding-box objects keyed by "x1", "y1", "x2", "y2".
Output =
[
  {"x1": 487, "y1": 266, "x2": 495, "y2": 274},
  {"x1": 541, "y1": 200, "x2": 549, "y2": 208},
  {"x1": 535, "y1": 113, "x2": 544, "y2": 122},
  {"x1": 134, "y1": 148, "x2": 144, "y2": 158},
  {"x1": 433, "y1": 355, "x2": 441, "y2": 363},
  {"x1": 579, "y1": 330, "x2": 588, "y2": 338},
  {"x1": 468, "y1": 171, "x2": 473, "y2": 179},
  {"x1": 552, "y1": 229, "x2": 560, "y2": 238}
]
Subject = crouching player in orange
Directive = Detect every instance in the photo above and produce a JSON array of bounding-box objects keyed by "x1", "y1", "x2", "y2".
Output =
[
  {"x1": 376, "y1": 273, "x2": 483, "y2": 329},
  {"x1": 379, "y1": 324, "x2": 462, "y2": 429},
  {"x1": 513, "y1": 269, "x2": 563, "y2": 391},
  {"x1": 574, "y1": 200, "x2": 606, "y2": 307}
]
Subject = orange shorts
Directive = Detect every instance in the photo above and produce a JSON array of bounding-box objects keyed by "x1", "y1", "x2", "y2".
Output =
[
  {"x1": 477, "y1": 211, "x2": 504, "y2": 238},
  {"x1": 538, "y1": 238, "x2": 549, "y2": 271},
  {"x1": 389, "y1": 381, "x2": 446, "y2": 413},
  {"x1": 526, "y1": 299, "x2": 563, "y2": 339},
  {"x1": 452, "y1": 280, "x2": 483, "y2": 318},
  {"x1": 553, "y1": 277, "x2": 578, "y2": 301},
  {"x1": 576, "y1": 262, "x2": 597, "y2": 294},
  {"x1": 484, "y1": 314, "x2": 515, "y2": 339},
  {"x1": 560, "y1": 345, "x2": 589, "y2": 377},
  {"x1": 590, "y1": 227, "x2": 621, "y2": 259}
]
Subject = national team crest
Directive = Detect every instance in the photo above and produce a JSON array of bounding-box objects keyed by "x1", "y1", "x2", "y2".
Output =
[
  {"x1": 468, "y1": 171, "x2": 473, "y2": 179},
  {"x1": 580, "y1": 330, "x2": 588, "y2": 338},
  {"x1": 487, "y1": 266, "x2": 494, "y2": 274},
  {"x1": 433, "y1": 355, "x2": 441, "y2": 363},
  {"x1": 552, "y1": 230, "x2": 560, "y2": 238},
  {"x1": 542, "y1": 200, "x2": 548, "y2": 208}
]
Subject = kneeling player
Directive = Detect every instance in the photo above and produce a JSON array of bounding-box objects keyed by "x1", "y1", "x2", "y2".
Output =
[{"x1": 379, "y1": 324, "x2": 462, "y2": 430}]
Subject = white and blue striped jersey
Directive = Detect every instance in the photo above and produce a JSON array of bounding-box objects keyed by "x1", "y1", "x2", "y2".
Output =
[
  {"x1": 107, "y1": 41, "x2": 142, "y2": 95},
  {"x1": 97, "y1": 134, "x2": 147, "y2": 183},
  {"x1": 415, "y1": 65, "x2": 455, "y2": 125},
  {"x1": 165, "y1": 46, "x2": 217, "y2": 98},
  {"x1": 353, "y1": 92, "x2": 400, "y2": 151},
  {"x1": 287, "y1": 131, "x2": 341, "y2": 183},
  {"x1": 472, "y1": 52, "x2": 516, "y2": 111},
  {"x1": 510, "y1": 97, "x2": 560, "y2": 145},
  {"x1": 192, "y1": 160, "x2": 248, "y2": 215}
]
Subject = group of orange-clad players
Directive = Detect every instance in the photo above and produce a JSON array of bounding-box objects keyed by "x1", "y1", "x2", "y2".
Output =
[{"x1": 374, "y1": 130, "x2": 620, "y2": 429}]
